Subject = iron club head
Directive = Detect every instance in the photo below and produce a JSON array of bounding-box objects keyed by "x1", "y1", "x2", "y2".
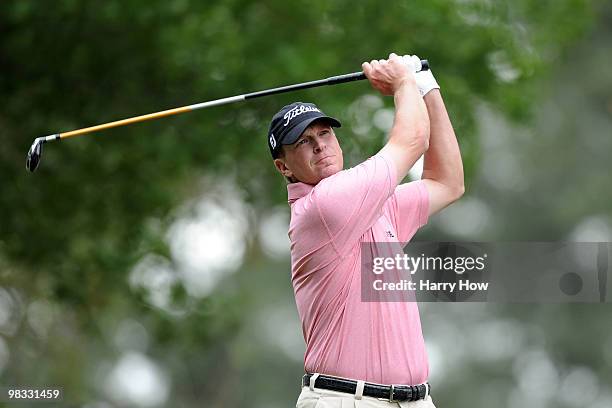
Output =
[
  {"x1": 26, "y1": 137, "x2": 44, "y2": 172},
  {"x1": 26, "y1": 134, "x2": 60, "y2": 173}
]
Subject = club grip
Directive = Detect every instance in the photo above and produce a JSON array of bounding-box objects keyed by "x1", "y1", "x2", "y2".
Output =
[{"x1": 327, "y1": 59, "x2": 429, "y2": 85}]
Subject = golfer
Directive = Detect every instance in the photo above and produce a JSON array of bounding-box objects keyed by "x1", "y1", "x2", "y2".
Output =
[{"x1": 267, "y1": 53, "x2": 464, "y2": 407}]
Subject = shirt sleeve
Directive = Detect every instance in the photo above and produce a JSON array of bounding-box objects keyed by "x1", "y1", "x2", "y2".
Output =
[
  {"x1": 311, "y1": 152, "x2": 398, "y2": 255},
  {"x1": 383, "y1": 180, "x2": 429, "y2": 246}
]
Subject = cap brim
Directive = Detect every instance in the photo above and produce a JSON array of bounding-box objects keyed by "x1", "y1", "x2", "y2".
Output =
[{"x1": 281, "y1": 116, "x2": 341, "y2": 146}]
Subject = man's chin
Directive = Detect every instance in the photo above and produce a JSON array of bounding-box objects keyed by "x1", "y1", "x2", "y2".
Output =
[
  {"x1": 299, "y1": 165, "x2": 342, "y2": 184},
  {"x1": 319, "y1": 166, "x2": 341, "y2": 180}
]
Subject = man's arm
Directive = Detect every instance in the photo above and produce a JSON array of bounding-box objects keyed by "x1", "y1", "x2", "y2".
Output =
[
  {"x1": 420, "y1": 89, "x2": 464, "y2": 216},
  {"x1": 362, "y1": 54, "x2": 430, "y2": 182}
]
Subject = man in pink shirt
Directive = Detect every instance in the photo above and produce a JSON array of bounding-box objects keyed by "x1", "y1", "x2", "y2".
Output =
[{"x1": 268, "y1": 53, "x2": 464, "y2": 407}]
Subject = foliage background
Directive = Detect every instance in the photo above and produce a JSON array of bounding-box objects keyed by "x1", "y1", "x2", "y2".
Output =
[{"x1": 1, "y1": 0, "x2": 611, "y2": 407}]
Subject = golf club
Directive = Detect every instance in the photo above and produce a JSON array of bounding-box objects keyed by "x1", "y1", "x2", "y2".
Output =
[{"x1": 26, "y1": 59, "x2": 429, "y2": 172}]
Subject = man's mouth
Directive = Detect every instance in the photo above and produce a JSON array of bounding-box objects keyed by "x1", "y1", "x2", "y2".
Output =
[{"x1": 315, "y1": 155, "x2": 333, "y2": 165}]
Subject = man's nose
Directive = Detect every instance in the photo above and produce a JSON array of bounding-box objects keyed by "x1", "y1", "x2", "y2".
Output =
[{"x1": 313, "y1": 137, "x2": 326, "y2": 153}]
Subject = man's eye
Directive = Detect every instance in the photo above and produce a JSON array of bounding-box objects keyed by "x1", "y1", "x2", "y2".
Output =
[{"x1": 297, "y1": 139, "x2": 308, "y2": 146}]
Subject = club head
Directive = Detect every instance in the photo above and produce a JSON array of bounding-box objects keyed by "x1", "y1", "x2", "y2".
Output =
[{"x1": 26, "y1": 137, "x2": 44, "y2": 172}]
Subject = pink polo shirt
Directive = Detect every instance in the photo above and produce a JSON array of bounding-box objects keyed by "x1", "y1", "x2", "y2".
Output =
[{"x1": 288, "y1": 151, "x2": 429, "y2": 386}]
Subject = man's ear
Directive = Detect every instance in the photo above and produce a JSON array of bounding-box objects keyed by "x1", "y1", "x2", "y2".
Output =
[{"x1": 274, "y1": 158, "x2": 294, "y2": 179}]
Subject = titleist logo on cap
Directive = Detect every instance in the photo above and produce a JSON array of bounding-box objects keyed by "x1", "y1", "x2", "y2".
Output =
[{"x1": 283, "y1": 105, "x2": 321, "y2": 126}]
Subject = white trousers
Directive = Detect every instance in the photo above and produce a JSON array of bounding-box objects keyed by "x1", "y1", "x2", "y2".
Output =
[{"x1": 296, "y1": 385, "x2": 437, "y2": 408}]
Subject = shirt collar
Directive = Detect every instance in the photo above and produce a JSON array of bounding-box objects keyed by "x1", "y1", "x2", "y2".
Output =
[{"x1": 287, "y1": 182, "x2": 314, "y2": 204}]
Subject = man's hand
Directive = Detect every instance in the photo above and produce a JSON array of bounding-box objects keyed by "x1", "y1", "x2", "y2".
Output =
[
  {"x1": 414, "y1": 69, "x2": 440, "y2": 97},
  {"x1": 362, "y1": 53, "x2": 421, "y2": 96}
]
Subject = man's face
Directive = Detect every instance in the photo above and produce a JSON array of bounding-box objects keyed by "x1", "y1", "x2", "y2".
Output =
[{"x1": 274, "y1": 120, "x2": 344, "y2": 185}]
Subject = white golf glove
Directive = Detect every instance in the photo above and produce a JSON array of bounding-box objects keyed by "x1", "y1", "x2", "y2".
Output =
[
  {"x1": 414, "y1": 69, "x2": 440, "y2": 96},
  {"x1": 401, "y1": 54, "x2": 440, "y2": 96},
  {"x1": 414, "y1": 66, "x2": 440, "y2": 96},
  {"x1": 399, "y1": 54, "x2": 421, "y2": 74}
]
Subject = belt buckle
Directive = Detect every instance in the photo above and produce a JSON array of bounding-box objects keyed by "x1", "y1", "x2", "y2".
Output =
[{"x1": 388, "y1": 384, "x2": 396, "y2": 403}]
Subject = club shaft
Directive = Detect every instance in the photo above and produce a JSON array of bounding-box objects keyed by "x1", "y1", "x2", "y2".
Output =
[
  {"x1": 244, "y1": 72, "x2": 366, "y2": 100},
  {"x1": 60, "y1": 106, "x2": 192, "y2": 139},
  {"x1": 57, "y1": 60, "x2": 428, "y2": 141},
  {"x1": 58, "y1": 75, "x2": 363, "y2": 140}
]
